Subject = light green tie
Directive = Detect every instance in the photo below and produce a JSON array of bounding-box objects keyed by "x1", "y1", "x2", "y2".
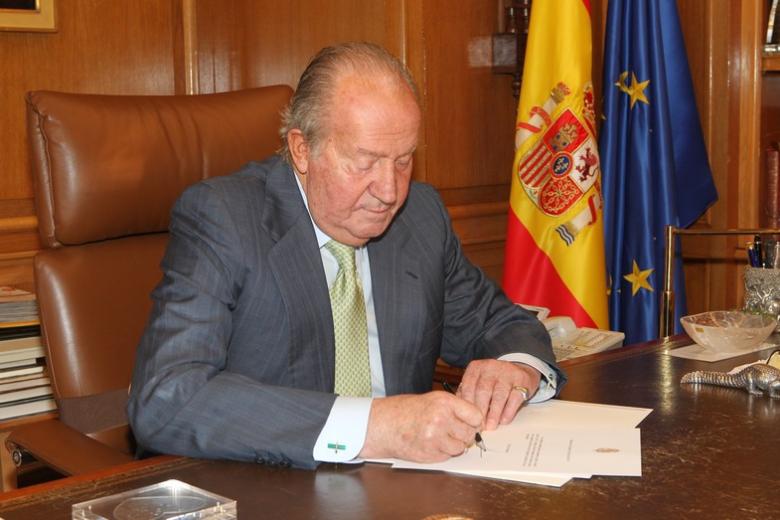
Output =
[{"x1": 326, "y1": 240, "x2": 371, "y2": 397}]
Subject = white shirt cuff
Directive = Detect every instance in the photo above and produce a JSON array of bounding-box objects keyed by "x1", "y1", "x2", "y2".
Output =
[
  {"x1": 313, "y1": 396, "x2": 372, "y2": 462},
  {"x1": 498, "y1": 353, "x2": 558, "y2": 403}
]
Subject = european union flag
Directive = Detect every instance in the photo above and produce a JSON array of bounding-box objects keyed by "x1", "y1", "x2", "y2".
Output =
[{"x1": 600, "y1": 0, "x2": 718, "y2": 344}]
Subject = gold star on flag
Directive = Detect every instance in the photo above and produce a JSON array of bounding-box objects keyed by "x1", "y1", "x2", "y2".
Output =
[
  {"x1": 623, "y1": 260, "x2": 654, "y2": 296},
  {"x1": 614, "y1": 71, "x2": 650, "y2": 109},
  {"x1": 627, "y1": 72, "x2": 650, "y2": 108}
]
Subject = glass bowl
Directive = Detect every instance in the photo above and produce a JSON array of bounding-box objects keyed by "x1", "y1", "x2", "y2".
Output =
[{"x1": 680, "y1": 310, "x2": 777, "y2": 352}]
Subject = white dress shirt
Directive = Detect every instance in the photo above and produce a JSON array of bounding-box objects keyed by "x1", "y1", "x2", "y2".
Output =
[{"x1": 293, "y1": 176, "x2": 558, "y2": 463}]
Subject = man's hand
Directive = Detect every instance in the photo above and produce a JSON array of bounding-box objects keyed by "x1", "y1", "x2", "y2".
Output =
[
  {"x1": 458, "y1": 360, "x2": 541, "y2": 430},
  {"x1": 359, "y1": 392, "x2": 482, "y2": 462}
]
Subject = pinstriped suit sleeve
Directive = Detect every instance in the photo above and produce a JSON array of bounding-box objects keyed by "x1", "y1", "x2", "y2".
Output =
[{"x1": 408, "y1": 184, "x2": 565, "y2": 389}]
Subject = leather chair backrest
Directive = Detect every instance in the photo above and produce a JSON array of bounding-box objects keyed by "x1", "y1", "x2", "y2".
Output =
[{"x1": 27, "y1": 86, "x2": 293, "y2": 452}]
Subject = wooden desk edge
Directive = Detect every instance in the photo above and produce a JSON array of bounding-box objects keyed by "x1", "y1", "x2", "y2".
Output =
[
  {"x1": 560, "y1": 334, "x2": 690, "y2": 368},
  {"x1": 0, "y1": 455, "x2": 184, "y2": 507}
]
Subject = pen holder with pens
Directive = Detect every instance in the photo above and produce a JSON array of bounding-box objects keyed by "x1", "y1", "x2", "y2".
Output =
[{"x1": 744, "y1": 266, "x2": 780, "y2": 331}]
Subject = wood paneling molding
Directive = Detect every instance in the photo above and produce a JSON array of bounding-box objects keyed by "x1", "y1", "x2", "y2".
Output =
[
  {"x1": 447, "y1": 200, "x2": 507, "y2": 220},
  {"x1": 182, "y1": 0, "x2": 199, "y2": 95},
  {"x1": 0, "y1": 216, "x2": 36, "y2": 234},
  {"x1": 402, "y1": 0, "x2": 427, "y2": 183},
  {"x1": 735, "y1": 0, "x2": 762, "y2": 229}
]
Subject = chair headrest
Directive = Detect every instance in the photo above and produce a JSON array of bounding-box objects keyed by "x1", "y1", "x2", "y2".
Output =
[{"x1": 27, "y1": 86, "x2": 293, "y2": 248}]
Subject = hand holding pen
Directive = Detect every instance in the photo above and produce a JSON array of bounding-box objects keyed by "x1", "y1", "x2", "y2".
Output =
[
  {"x1": 358, "y1": 391, "x2": 484, "y2": 462},
  {"x1": 442, "y1": 380, "x2": 487, "y2": 454}
]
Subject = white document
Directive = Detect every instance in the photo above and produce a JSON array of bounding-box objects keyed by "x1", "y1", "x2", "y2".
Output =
[
  {"x1": 510, "y1": 399, "x2": 652, "y2": 429},
  {"x1": 393, "y1": 428, "x2": 641, "y2": 476},
  {"x1": 379, "y1": 400, "x2": 651, "y2": 486},
  {"x1": 448, "y1": 470, "x2": 572, "y2": 487}
]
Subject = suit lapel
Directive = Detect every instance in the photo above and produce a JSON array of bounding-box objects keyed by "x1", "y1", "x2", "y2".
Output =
[
  {"x1": 368, "y1": 216, "x2": 424, "y2": 396},
  {"x1": 263, "y1": 159, "x2": 335, "y2": 392}
]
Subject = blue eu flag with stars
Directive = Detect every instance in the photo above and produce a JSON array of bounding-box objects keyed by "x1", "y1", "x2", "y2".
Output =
[{"x1": 600, "y1": 0, "x2": 718, "y2": 344}]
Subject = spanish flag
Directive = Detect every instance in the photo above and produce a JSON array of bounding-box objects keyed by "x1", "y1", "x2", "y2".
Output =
[{"x1": 502, "y1": 0, "x2": 608, "y2": 329}]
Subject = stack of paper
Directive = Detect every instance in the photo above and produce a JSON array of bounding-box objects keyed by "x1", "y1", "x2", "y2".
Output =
[{"x1": 371, "y1": 400, "x2": 651, "y2": 487}]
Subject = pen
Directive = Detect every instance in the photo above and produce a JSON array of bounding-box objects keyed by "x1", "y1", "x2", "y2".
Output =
[
  {"x1": 754, "y1": 234, "x2": 763, "y2": 268},
  {"x1": 747, "y1": 242, "x2": 758, "y2": 267},
  {"x1": 774, "y1": 241, "x2": 780, "y2": 269},
  {"x1": 441, "y1": 380, "x2": 487, "y2": 452}
]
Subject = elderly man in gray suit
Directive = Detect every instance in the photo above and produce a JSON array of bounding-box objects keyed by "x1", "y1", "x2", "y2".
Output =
[{"x1": 128, "y1": 42, "x2": 564, "y2": 469}]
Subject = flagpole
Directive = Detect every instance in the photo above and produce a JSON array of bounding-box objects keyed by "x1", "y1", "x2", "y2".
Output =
[{"x1": 660, "y1": 226, "x2": 780, "y2": 338}]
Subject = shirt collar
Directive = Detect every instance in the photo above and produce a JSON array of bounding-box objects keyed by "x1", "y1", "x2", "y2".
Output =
[{"x1": 294, "y1": 170, "x2": 334, "y2": 250}]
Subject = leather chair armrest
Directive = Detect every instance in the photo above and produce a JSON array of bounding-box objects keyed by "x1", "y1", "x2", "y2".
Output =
[{"x1": 5, "y1": 419, "x2": 133, "y2": 477}]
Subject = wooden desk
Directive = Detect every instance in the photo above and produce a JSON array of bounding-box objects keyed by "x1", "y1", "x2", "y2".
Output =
[{"x1": 0, "y1": 337, "x2": 777, "y2": 519}]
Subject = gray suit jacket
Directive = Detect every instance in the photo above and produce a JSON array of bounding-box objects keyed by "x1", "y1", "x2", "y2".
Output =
[{"x1": 128, "y1": 155, "x2": 563, "y2": 469}]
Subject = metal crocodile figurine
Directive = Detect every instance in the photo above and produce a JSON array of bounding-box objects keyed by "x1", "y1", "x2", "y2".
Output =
[{"x1": 680, "y1": 364, "x2": 780, "y2": 399}]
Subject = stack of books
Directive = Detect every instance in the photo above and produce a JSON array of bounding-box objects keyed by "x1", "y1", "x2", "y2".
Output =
[
  {"x1": 0, "y1": 286, "x2": 55, "y2": 421},
  {"x1": 0, "y1": 286, "x2": 40, "y2": 331}
]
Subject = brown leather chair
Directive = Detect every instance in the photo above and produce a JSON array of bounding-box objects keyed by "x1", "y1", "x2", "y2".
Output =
[{"x1": 0, "y1": 86, "x2": 292, "y2": 490}]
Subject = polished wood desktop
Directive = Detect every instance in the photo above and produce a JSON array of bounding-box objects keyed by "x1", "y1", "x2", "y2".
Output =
[{"x1": 0, "y1": 337, "x2": 777, "y2": 519}]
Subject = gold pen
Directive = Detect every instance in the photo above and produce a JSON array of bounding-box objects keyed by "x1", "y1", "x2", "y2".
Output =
[{"x1": 441, "y1": 381, "x2": 487, "y2": 453}]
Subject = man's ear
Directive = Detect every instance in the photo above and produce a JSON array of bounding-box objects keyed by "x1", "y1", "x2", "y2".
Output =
[{"x1": 287, "y1": 129, "x2": 310, "y2": 174}]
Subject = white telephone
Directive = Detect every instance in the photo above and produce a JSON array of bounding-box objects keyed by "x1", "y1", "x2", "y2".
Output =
[{"x1": 519, "y1": 305, "x2": 625, "y2": 361}]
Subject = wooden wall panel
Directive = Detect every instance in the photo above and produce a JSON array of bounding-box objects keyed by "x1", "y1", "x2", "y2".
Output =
[
  {"x1": 697, "y1": 0, "x2": 732, "y2": 315},
  {"x1": 193, "y1": 0, "x2": 406, "y2": 94},
  {"x1": 192, "y1": 0, "x2": 245, "y2": 94},
  {"x1": 242, "y1": 1, "x2": 404, "y2": 89},
  {"x1": 191, "y1": 0, "x2": 430, "y2": 183},
  {"x1": 677, "y1": 0, "x2": 724, "y2": 316},
  {"x1": 590, "y1": 0, "x2": 606, "y2": 117},
  {"x1": 420, "y1": 1, "x2": 516, "y2": 284},
  {"x1": 422, "y1": 0, "x2": 516, "y2": 191},
  {"x1": 675, "y1": 0, "x2": 763, "y2": 315}
]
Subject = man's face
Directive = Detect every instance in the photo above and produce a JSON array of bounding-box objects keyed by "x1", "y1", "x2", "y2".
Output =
[{"x1": 290, "y1": 74, "x2": 421, "y2": 247}]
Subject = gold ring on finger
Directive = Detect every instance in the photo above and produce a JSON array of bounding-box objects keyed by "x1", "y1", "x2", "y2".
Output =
[{"x1": 513, "y1": 385, "x2": 529, "y2": 400}]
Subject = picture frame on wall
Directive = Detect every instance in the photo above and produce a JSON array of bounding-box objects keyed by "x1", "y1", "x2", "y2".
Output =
[{"x1": 0, "y1": 0, "x2": 56, "y2": 33}]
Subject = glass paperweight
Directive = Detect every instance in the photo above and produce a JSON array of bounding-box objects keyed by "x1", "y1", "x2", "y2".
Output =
[
  {"x1": 743, "y1": 266, "x2": 780, "y2": 329},
  {"x1": 71, "y1": 479, "x2": 236, "y2": 520}
]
